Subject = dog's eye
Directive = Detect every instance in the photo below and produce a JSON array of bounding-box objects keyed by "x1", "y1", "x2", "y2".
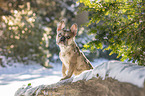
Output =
[
  {"x1": 58, "y1": 34, "x2": 62, "y2": 37},
  {"x1": 66, "y1": 36, "x2": 70, "y2": 39}
]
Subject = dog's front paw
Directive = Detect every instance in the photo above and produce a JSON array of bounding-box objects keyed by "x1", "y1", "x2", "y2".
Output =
[{"x1": 60, "y1": 76, "x2": 70, "y2": 81}]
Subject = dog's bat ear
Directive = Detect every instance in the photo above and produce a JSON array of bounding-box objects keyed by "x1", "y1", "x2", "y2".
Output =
[
  {"x1": 57, "y1": 21, "x2": 65, "y2": 32},
  {"x1": 70, "y1": 23, "x2": 78, "y2": 36}
]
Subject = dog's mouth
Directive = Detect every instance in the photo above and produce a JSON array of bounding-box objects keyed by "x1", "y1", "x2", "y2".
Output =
[
  {"x1": 59, "y1": 41, "x2": 65, "y2": 44},
  {"x1": 58, "y1": 40, "x2": 67, "y2": 45}
]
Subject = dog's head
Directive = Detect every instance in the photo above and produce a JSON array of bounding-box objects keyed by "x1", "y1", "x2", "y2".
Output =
[{"x1": 56, "y1": 21, "x2": 77, "y2": 46}]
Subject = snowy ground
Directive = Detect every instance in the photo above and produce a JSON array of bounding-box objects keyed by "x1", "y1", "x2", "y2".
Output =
[{"x1": 0, "y1": 58, "x2": 108, "y2": 96}]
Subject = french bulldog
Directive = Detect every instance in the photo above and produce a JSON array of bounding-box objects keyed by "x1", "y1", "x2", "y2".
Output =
[{"x1": 56, "y1": 21, "x2": 93, "y2": 80}]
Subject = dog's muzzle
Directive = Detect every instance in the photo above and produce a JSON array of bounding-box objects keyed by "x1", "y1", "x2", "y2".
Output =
[{"x1": 60, "y1": 36, "x2": 66, "y2": 42}]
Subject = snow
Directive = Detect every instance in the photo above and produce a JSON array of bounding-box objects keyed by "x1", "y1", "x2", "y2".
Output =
[
  {"x1": 0, "y1": 62, "x2": 61, "y2": 96},
  {"x1": 73, "y1": 60, "x2": 145, "y2": 88},
  {"x1": 0, "y1": 58, "x2": 108, "y2": 96}
]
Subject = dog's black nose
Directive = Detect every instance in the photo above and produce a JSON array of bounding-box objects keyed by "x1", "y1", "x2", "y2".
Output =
[{"x1": 60, "y1": 36, "x2": 65, "y2": 41}]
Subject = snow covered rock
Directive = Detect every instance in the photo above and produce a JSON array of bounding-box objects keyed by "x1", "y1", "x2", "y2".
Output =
[
  {"x1": 15, "y1": 78, "x2": 73, "y2": 96},
  {"x1": 73, "y1": 60, "x2": 145, "y2": 88},
  {"x1": 15, "y1": 61, "x2": 145, "y2": 96}
]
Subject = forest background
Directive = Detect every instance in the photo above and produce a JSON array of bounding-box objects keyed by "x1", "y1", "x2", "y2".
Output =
[{"x1": 0, "y1": 0, "x2": 144, "y2": 67}]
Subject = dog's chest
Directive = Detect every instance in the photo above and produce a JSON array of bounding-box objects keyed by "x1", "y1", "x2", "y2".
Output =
[
  {"x1": 59, "y1": 46, "x2": 75, "y2": 69},
  {"x1": 60, "y1": 52, "x2": 71, "y2": 69}
]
